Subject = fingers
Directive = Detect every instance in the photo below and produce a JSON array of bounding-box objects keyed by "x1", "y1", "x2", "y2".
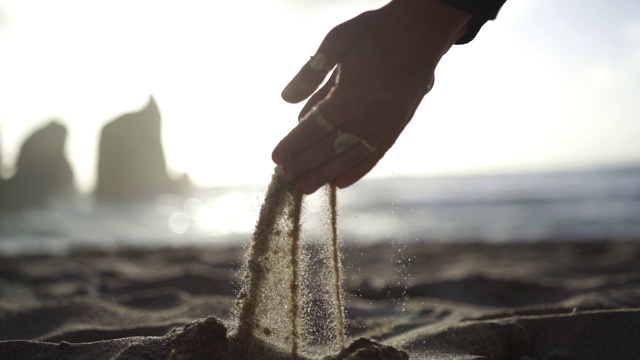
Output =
[
  {"x1": 272, "y1": 91, "x2": 361, "y2": 165},
  {"x1": 272, "y1": 106, "x2": 332, "y2": 165},
  {"x1": 279, "y1": 123, "x2": 377, "y2": 183},
  {"x1": 298, "y1": 69, "x2": 339, "y2": 120},
  {"x1": 275, "y1": 7, "x2": 435, "y2": 193},
  {"x1": 297, "y1": 144, "x2": 375, "y2": 194},
  {"x1": 297, "y1": 137, "x2": 394, "y2": 194},
  {"x1": 281, "y1": 25, "x2": 352, "y2": 104},
  {"x1": 279, "y1": 102, "x2": 401, "y2": 194},
  {"x1": 274, "y1": 89, "x2": 407, "y2": 192},
  {"x1": 333, "y1": 138, "x2": 394, "y2": 189}
]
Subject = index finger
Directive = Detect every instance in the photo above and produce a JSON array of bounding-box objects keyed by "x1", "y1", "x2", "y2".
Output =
[
  {"x1": 281, "y1": 24, "x2": 353, "y2": 103},
  {"x1": 272, "y1": 105, "x2": 333, "y2": 165}
]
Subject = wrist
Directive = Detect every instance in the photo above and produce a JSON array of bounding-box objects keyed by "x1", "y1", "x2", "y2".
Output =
[{"x1": 388, "y1": 0, "x2": 472, "y2": 52}]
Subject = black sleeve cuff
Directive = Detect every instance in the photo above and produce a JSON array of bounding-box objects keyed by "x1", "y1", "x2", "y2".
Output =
[{"x1": 439, "y1": 0, "x2": 507, "y2": 44}]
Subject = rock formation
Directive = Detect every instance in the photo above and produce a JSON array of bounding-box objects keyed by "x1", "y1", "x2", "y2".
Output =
[
  {"x1": 0, "y1": 121, "x2": 75, "y2": 210},
  {"x1": 95, "y1": 96, "x2": 189, "y2": 201}
]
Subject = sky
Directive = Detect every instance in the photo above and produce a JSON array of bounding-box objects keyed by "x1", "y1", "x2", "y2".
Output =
[{"x1": 0, "y1": 0, "x2": 638, "y2": 192}]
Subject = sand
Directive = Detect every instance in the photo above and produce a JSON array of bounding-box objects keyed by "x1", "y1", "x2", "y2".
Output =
[
  {"x1": 1, "y1": 171, "x2": 639, "y2": 360},
  {"x1": 234, "y1": 176, "x2": 348, "y2": 359},
  {"x1": 1, "y1": 239, "x2": 640, "y2": 359}
]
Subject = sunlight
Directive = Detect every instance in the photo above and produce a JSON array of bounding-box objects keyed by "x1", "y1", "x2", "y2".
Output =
[
  {"x1": 194, "y1": 191, "x2": 260, "y2": 235},
  {"x1": 0, "y1": 0, "x2": 314, "y2": 189},
  {"x1": 1, "y1": 0, "x2": 639, "y2": 190}
]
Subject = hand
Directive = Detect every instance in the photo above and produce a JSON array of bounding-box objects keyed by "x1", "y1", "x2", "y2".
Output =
[{"x1": 272, "y1": 0, "x2": 471, "y2": 194}]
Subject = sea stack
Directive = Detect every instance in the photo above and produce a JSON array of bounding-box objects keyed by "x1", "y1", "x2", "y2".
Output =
[
  {"x1": 95, "y1": 96, "x2": 189, "y2": 201},
  {"x1": 0, "y1": 121, "x2": 75, "y2": 210}
]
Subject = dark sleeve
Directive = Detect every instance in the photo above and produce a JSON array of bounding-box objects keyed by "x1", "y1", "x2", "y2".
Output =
[{"x1": 439, "y1": 0, "x2": 507, "y2": 44}]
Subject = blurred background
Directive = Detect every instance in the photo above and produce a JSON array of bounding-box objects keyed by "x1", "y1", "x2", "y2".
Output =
[{"x1": 0, "y1": 0, "x2": 639, "y2": 254}]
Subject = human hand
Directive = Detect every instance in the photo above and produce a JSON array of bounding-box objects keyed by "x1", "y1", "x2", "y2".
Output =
[{"x1": 272, "y1": 0, "x2": 471, "y2": 194}]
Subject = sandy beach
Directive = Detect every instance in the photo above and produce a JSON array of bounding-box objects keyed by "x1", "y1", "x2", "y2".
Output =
[{"x1": 1, "y1": 239, "x2": 639, "y2": 359}]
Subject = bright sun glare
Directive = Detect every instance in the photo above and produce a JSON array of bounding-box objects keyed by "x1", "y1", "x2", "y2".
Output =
[
  {"x1": 0, "y1": 1, "x2": 387, "y2": 190},
  {"x1": 166, "y1": 191, "x2": 261, "y2": 235},
  {"x1": 0, "y1": 0, "x2": 639, "y2": 191}
]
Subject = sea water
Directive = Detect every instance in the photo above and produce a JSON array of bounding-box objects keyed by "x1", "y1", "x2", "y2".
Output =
[{"x1": 1, "y1": 166, "x2": 639, "y2": 255}]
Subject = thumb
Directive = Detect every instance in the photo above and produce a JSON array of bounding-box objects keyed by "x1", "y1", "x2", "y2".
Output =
[{"x1": 281, "y1": 24, "x2": 352, "y2": 104}]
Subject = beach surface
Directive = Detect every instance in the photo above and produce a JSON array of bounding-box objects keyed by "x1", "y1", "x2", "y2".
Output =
[{"x1": 1, "y1": 240, "x2": 639, "y2": 359}]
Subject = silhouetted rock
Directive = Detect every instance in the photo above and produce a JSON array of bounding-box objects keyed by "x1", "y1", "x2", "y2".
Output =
[
  {"x1": 0, "y1": 121, "x2": 75, "y2": 210},
  {"x1": 95, "y1": 96, "x2": 190, "y2": 201}
]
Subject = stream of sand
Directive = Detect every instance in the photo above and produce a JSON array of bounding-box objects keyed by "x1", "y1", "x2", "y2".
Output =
[{"x1": 234, "y1": 174, "x2": 346, "y2": 358}]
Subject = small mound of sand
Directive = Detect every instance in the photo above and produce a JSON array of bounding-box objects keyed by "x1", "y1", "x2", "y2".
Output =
[
  {"x1": 168, "y1": 316, "x2": 229, "y2": 359},
  {"x1": 329, "y1": 338, "x2": 409, "y2": 360},
  {"x1": 113, "y1": 316, "x2": 407, "y2": 360}
]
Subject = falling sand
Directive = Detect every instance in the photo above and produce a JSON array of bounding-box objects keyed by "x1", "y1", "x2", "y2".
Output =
[
  {"x1": 70, "y1": 171, "x2": 408, "y2": 360},
  {"x1": 5, "y1": 176, "x2": 640, "y2": 360},
  {"x1": 231, "y1": 172, "x2": 408, "y2": 359}
]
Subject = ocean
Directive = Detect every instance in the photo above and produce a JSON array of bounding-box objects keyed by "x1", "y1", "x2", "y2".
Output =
[{"x1": 1, "y1": 166, "x2": 639, "y2": 255}]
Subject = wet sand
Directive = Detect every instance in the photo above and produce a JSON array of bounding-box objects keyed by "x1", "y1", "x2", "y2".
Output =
[{"x1": 1, "y1": 240, "x2": 639, "y2": 359}]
